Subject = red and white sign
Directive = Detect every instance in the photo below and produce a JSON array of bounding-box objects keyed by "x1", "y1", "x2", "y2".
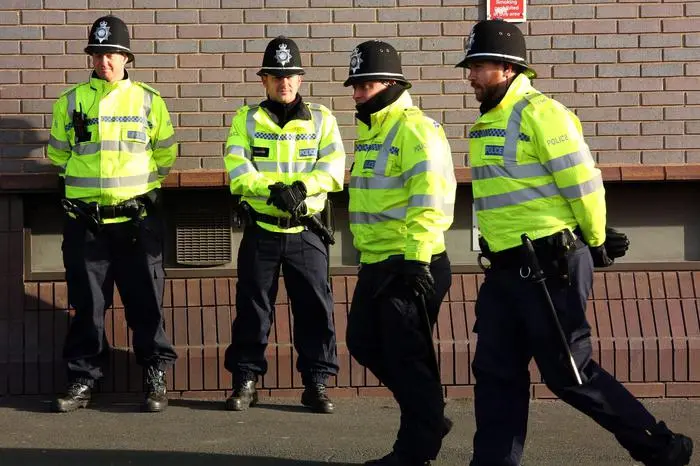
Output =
[{"x1": 487, "y1": 0, "x2": 526, "y2": 22}]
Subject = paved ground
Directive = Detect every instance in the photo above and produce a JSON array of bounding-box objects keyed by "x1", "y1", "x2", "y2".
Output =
[{"x1": 0, "y1": 396, "x2": 697, "y2": 465}]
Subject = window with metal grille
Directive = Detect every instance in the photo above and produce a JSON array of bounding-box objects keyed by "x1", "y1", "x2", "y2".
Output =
[{"x1": 174, "y1": 196, "x2": 232, "y2": 266}]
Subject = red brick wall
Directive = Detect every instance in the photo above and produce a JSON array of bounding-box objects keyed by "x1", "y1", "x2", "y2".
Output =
[
  {"x1": 1, "y1": 3, "x2": 699, "y2": 173},
  {"x1": 9, "y1": 272, "x2": 700, "y2": 399}
]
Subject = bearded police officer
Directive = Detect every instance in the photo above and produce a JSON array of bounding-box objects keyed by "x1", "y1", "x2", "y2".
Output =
[
  {"x1": 457, "y1": 20, "x2": 693, "y2": 466},
  {"x1": 344, "y1": 41, "x2": 457, "y2": 466},
  {"x1": 223, "y1": 37, "x2": 345, "y2": 414},
  {"x1": 47, "y1": 15, "x2": 178, "y2": 413}
]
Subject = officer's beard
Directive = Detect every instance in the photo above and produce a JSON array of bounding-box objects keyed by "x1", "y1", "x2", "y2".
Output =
[{"x1": 479, "y1": 74, "x2": 516, "y2": 115}]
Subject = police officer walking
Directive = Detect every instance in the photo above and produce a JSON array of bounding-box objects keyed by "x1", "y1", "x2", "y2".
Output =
[
  {"x1": 344, "y1": 41, "x2": 457, "y2": 465},
  {"x1": 223, "y1": 37, "x2": 345, "y2": 413},
  {"x1": 47, "y1": 15, "x2": 178, "y2": 413},
  {"x1": 456, "y1": 20, "x2": 693, "y2": 466}
]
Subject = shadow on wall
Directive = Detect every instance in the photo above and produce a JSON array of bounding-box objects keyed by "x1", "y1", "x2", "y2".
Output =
[
  {"x1": 16, "y1": 286, "x2": 158, "y2": 402},
  {"x1": 0, "y1": 117, "x2": 59, "y2": 173},
  {"x1": 0, "y1": 449, "x2": 355, "y2": 466}
]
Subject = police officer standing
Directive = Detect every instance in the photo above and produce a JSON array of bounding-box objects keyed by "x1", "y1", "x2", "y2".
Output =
[
  {"x1": 223, "y1": 37, "x2": 345, "y2": 413},
  {"x1": 344, "y1": 41, "x2": 457, "y2": 465},
  {"x1": 47, "y1": 16, "x2": 178, "y2": 413},
  {"x1": 456, "y1": 20, "x2": 693, "y2": 466}
]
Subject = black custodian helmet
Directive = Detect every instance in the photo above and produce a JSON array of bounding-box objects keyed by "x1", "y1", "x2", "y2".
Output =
[
  {"x1": 85, "y1": 15, "x2": 134, "y2": 63},
  {"x1": 455, "y1": 20, "x2": 536, "y2": 79},
  {"x1": 343, "y1": 40, "x2": 411, "y2": 88},
  {"x1": 257, "y1": 36, "x2": 305, "y2": 77}
]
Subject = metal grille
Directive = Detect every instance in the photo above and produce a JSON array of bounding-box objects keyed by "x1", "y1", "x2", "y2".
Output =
[{"x1": 175, "y1": 200, "x2": 232, "y2": 266}]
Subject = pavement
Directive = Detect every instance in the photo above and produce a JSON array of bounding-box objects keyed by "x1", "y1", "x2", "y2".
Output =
[{"x1": 0, "y1": 395, "x2": 697, "y2": 466}]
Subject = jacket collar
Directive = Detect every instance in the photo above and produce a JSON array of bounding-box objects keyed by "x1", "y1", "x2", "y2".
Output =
[
  {"x1": 89, "y1": 70, "x2": 131, "y2": 93},
  {"x1": 260, "y1": 94, "x2": 311, "y2": 127},
  {"x1": 357, "y1": 90, "x2": 413, "y2": 139},
  {"x1": 477, "y1": 74, "x2": 534, "y2": 123}
]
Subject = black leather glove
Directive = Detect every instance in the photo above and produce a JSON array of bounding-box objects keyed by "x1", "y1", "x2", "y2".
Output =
[
  {"x1": 590, "y1": 244, "x2": 614, "y2": 268},
  {"x1": 266, "y1": 181, "x2": 306, "y2": 214},
  {"x1": 604, "y1": 227, "x2": 629, "y2": 259},
  {"x1": 396, "y1": 260, "x2": 435, "y2": 298}
]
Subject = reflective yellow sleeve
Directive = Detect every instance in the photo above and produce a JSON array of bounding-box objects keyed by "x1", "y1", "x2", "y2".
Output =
[
  {"x1": 296, "y1": 112, "x2": 346, "y2": 196},
  {"x1": 531, "y1": 107, "x2": 606, "y2": 246},
  {"x1": 401, "y1": 117, "x2": 456, "y2": 262},
  {"x1": 224, "y1": 108, "x2": 275, "y2": 197},
  {"x1": 150, "y1": 96, "x2": 177, "y2": 181},
  {"x1": 47, "y1": 97, "x2": 71, "y2": 173}
]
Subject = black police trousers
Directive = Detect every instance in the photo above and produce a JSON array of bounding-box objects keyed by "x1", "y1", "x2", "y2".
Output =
[
  {"x1": 224, "y1": 225, "x2": 338, "y2": 386},
  {"x1": 470, "y1": 244, "x2": 670, "y2": 465},
  {"x1": 61, "y1": 214, "x2": 177, "y2": 384},
  {"x1": 347, "y1": 253, "x2": 452, "y2": 461}
]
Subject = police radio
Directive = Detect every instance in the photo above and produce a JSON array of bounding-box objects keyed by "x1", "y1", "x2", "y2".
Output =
[{"x1": 72, "y1": 105, "x2": 91, "y2": 144}]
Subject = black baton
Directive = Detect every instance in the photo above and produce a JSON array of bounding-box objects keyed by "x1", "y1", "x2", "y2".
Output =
[{"x1": 521, "y1": 233, "x2": 583, "y2": 386}]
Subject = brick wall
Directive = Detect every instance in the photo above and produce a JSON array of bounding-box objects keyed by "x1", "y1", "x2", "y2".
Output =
[
  {"x1": 1, "y1": 1, "x2": 699, "y2": 174},
  {"x1": 7, "y1": 272, "x2": 700, "y2": 398}
]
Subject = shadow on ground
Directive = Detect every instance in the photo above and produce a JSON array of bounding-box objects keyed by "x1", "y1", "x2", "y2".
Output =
[{"x1": 0, "y1": 449, "x2": 355, "y2": 466}]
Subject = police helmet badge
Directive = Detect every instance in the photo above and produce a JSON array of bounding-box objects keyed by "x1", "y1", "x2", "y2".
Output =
[
  {"x1": 275, "y1": 43, "x2": 291, "y2": 66},
  {"x1": 349, "y1": 47, "x2": 363, "y2": 74},
  {"x1": 94, "y1": 20, "x2": 111, "y2": 44},
  {"x1": 466, "y1": 28, "x2": 476, "y2": 54}
]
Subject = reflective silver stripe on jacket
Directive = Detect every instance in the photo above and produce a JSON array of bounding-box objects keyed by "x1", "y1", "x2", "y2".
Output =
[
  {"x1": 314, "y1": 161, "x2": 335, "y2": 174},
  {"x1": 227, "y1": 144, "x2": 251, "y2": 159},
  {"x1": 318, "y1": 142, "x2": 339, "y2": 157},
  {"x1": 228, "y1": 160, "x2": 257, "y2": 180},
  {"x1": 474, "y1": 173, "x2": 602, "y2": 212},
  {"x1": 71, "y1": 140, "x2": 151, "y2": 156},
  {"x1": 255, "y1": 161, "x2": 315, "y2": 173},
  {"x1": 153, "y1": 134, "x2": 175, "y2": 149},
  {"x1": 309, "y1": 104, "x2": 323, "y2": 140},
  {"x1": 408, "y1": 194, "x2": 454, "y2": 212},
  {"x1": 64, "y1": 171, "x2": 158, "y2": 188},
  {"x1": 373, "y1": 121, "x2": 401, "y2": 175},
  {"x1": 49, "y1": 135, "x2": 71, "y2": 151},
  {"x1": 349, "y1": 206, "x2": 407, "y2": 225},
  {"x1": 157, "y1": 166, "x2": 171, "y2": 177}
]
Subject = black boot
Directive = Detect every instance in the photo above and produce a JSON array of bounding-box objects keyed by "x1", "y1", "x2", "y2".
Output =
[
  {"x1": 643, "y1": 424, "x2": 693, "y2": 466},
  {"x1": 366, "y1": 416, "x2": 451, "y2": 465},
  {"x1": 225, "y1": 379, "x2": 258, "y2": 411},
  {"x1": 301, "y1": 383, "x2": 334, "y2": 414},
  {"x1": 143, "y1": 366, "x2": 168, "y2": 413},
  {"x1": 365, "y1": 452, "x2": 430, "y2": 466},
  {"x1": 52, "y1": 381, "x2": 91, "y2": 413}
]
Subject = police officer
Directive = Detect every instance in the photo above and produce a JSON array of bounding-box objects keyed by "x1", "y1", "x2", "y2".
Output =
[
  {"x1": 223, "y1": 37, "x2": 345, "y2": 413},
  {"x1": 47, "y1": 15, "x2": 178, "y2": 413},
  {"x1": 456, "y1": 20, "x2": 693, "y2": 466},
  {"x1": 344, "y1": 41, "x2": 457, "y2": 465}
]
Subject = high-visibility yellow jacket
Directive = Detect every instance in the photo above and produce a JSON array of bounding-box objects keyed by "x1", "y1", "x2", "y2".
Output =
[
  {"x1": 224, "y1": 101, "x2": 346, "y2": 233},
  {"x1": 349, "y1": 91, "x2": 456, "y2": 264},
  {"x1": 47, "y1": 74, "x2": 176, "y2": 222},
  {"x1": 469, "y1": 74, "x2": 606, "y2": 252}
]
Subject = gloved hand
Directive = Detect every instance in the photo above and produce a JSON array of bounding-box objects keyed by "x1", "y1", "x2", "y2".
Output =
[
  {"x1": 396, "y1": 260, "x2": 435, "y2": 298},
  {"x1": 604, "y1": 227, "x2": 629, "y2": 259},
  {"x1": 266, "y1": 181, "x2": 307, "y2": 214},
  {"x1": 590, "y1": 244, "x2": 614, "y2": 268}
]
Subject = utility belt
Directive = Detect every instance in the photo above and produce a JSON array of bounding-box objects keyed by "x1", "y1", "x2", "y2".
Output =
[
  {"x1": 479, "y1": 229, "x2": 585, "y2": 283},
  {"x1": 62, "y1": 192, "x2": 155, "y2": 233},
  {"x1": 237, "y1": 201, "x2": 335, "y2": 246}
]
